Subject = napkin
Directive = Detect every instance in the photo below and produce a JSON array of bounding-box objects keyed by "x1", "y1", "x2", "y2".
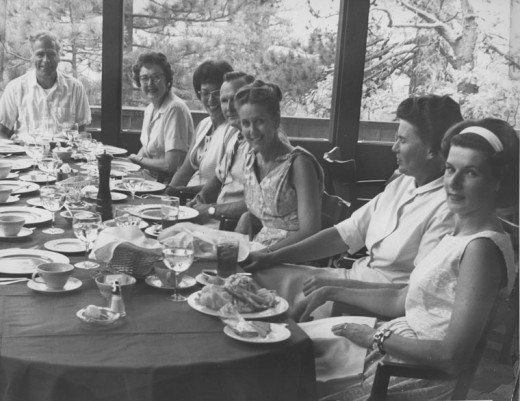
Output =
[
  {"x1": 91, "y1": 226, "x2": 161, "y2": 263},
  {"x1": 299, "y1": 316, "x2": 376, "y2": 383},
  {"x1": 157, "y1": 222, "x2": 260, "y2": 261}
]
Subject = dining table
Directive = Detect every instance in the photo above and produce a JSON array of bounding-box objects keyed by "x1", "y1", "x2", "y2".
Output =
[{"x1": 0, "y1": 151, "x2": 317, "y2": 401}]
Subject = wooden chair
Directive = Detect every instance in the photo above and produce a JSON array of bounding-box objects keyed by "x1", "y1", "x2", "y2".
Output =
[{"x1": 369, "y1": 299, "x2": 500, "y2": 401}]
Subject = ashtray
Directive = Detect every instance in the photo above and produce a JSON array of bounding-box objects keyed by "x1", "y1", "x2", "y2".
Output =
[{"x1": 76, "y1": 305, "x2": 121, "y2": 327}]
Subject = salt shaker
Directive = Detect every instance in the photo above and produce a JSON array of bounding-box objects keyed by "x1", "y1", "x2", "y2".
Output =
[{"x1": 110, "y1": 280, "x2": 126, "y2": 317}]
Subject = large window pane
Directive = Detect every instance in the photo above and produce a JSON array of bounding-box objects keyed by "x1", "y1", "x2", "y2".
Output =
[
  {"x1": 123, "y1": 0, "x2": 339, "y2": 138},
  {"x1": 359, "y1": 0, "x2": 518, "y2": 142}
]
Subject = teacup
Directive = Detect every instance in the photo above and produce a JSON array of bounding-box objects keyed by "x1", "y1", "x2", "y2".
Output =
[
  {"x1": 0, "y1": 215, "x2": 25, "y2": 236},
  {"x1": 0, "y1": 161, "x2": 12, "y2": 179},
  {"x1": 31, "y1": 262, "x2": 74, "y2": 290},
  {"x1": 0, "y1": 185, "x2": 13, "y2": 203}
]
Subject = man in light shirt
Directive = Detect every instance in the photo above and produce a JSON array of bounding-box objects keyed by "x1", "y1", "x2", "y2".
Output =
[{"x1": 0, "y1": 31, "x2": 91, "y2": 141}]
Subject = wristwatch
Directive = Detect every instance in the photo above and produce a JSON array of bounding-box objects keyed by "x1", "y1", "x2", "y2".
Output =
[
  {"x1": 208, "y1": 205, "x2": 217, "y2": 217},
  {"x1": 372, "y1": 328, "x2": 393, "y2": 354}
]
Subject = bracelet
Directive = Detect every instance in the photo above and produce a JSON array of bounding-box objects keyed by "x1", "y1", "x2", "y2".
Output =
[
  {"x1": 138, "y1": 156, "x2": 144, "y2": 162},
  {"x1": 372, "y1": 328, "x2": 393, "y2": 354}
]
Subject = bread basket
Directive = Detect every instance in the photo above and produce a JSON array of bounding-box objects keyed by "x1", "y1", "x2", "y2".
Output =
[{"x1": 107, "y1": 242, "x2": 162, "y2": 279}]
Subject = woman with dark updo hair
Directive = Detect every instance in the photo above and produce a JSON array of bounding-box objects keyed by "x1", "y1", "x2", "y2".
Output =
[
  {"x1": 128, "y1": 52, "x2": 195, "y2": 184},
  {"x1": 233, "y1": 80, "x2": 324, "y2": 250}
]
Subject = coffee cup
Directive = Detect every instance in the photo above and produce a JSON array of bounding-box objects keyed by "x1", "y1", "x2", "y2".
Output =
[
  {"x1": 0, "y1": 185, "x2": 13, "y2": 203},
  {"x1": 31, "y1": 262, "x2": 74, "y2": 290},
  {"x1": 0, "y1": 161, "x2": 12, "y2": 179},
  {"x1": 0, "y1": 215, "x2": 25, "y2": 236}
]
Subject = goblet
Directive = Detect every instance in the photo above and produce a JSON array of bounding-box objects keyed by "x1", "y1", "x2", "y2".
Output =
[
  {"x1": 24, "y1": 138, "x2": 46, "y2": 173},
  {"x1": 38, "y1": 157, "x2": 60, "y2": 184},
  {"x1": 160, "y1": 234, "x2": 194, "y2": 302},
  {"x1": 122, "y1": 176, "x2": 144, "y2": 201},
  {"x1": 40, "y1": 185, "x2": 66, "y2": 234},
  {"x1": 72, "y1": 211, "x2": 103, "y2": 269}
]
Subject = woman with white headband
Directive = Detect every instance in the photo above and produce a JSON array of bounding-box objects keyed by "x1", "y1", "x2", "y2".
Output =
[{"x1": 294, "y1": 118, "x2": 518, "y2": 400}]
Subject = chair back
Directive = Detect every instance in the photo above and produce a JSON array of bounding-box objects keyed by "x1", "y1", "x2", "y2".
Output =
[
  {"x1": 321, "y1": 191, "x2": 351, "y2": 230},
  {"x1": 323, "y1": 147, "x2": 357, "y2": 205}
]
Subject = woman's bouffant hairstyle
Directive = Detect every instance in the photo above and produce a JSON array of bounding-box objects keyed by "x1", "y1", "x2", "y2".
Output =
[
  {"x1": 441, "y1": 118, "x2": 519, "y2": 208},
  {"x1": 192, "y1": 60, "x2": 233, "y2": 99},
  {"x1": 131, "y1": 52, "x2": 173, "y2": 89},
  {"x1": 223, "y1": 71, "x2": 255, "y2": 85},
  {"x1": 234, "y1": 80, "x2": 283, "y2": 125},
  {"x1": 396, "y1": 95, "x2": 463, "y2": 155}
]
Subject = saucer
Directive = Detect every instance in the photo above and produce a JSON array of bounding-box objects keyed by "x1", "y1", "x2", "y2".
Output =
[
  {"x1": 0, "y1": 227, "x2": 33, "y2": 239},
  {"x1": 0, "y1": 195, "x2": 20, "y2": 205},
  {"x1": 27, "y1": 277, "x2": 82, "y2": 293},
  {"x1": 144, "y1": 225, "x2": 162, "y2": 238},
  {"x1": 145, "y1": 274, "x2": 196, "y2": 290}
]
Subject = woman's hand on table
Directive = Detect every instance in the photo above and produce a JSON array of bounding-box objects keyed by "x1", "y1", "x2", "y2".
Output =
[
  {"x1": 302, "y1": 273, "x2": 342, "y2": 296},
  {"x1": 331, "y1": 322, "x2": 376, "y2": 349},
  {"x1": 291, "y1": 287, "x2": 330, "y2": 322}
]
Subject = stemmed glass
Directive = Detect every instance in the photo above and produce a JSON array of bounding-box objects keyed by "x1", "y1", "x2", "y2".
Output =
[
  {"x1": 122, "y1": 175, "x2": 144, "y2": 202},
  {"x1": 38, "y1": 156, "x2": 60, "y2": 184},
  {"x1": 72, "y1": 211, "x2": 103, "y2": 269},
  {"x1": 40, "y1": 185, "x2": 66, "y2": 234},
  {"x1": 24, "y1": 138, "x2": 46, "y2": 173},
  {"x1": 64, "y1": 123, "x2": 79, "y2": 147},
  {"x1": 160, "y1": 234, "x2": 194, "y2": 302}
]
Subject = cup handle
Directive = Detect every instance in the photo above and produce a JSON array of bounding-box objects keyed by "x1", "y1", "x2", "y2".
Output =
[{"x1": 31, "y1": 272, "x2": 45, "y2": 283}]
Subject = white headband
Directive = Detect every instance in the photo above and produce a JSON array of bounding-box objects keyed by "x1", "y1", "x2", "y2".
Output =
[{"x1": 458, "y1": 126, "x2": 504, "y2": 152}]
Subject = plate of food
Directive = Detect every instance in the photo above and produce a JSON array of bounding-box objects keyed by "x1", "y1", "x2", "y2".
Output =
[
  {"x1": 223, "y1": 321, "x2": 290, "y2": 344},
  {"x1": 76, "y1": 305, "x2": 121, "y2": 327},
  {"x1": 112, "y1": 159, "x2": 141, "y2": 172},
  {"x1": 187, "y1": 274, "x2": 288, "y2": 319},
  {"x1": 111, "y1": 180, "x2": 165, "y2": 193}
]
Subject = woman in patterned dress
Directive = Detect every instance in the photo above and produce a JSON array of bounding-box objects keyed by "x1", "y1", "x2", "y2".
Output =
[
  {"x1": 233, "y1": 80, "x2": 324, "y2": 251},
  {"x1": 293, "y1": 118, "x2": 519, "y2": 400}
]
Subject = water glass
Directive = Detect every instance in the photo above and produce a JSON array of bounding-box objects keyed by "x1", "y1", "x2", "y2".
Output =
[
  {"x1": 40, "y1": 185, "x2": 66, "y2": 234},
  {"x1": 216, "y1": 239, "x2": 239, "y2": 278},
  {"x1": 72, "y1": 211, "x2": 103, "y2": 269},
  {"x1": 161, "y1": 196, "x2": 180, "y2": 230},
  {"x1": 114, "y1": 206, "x2": 141, "y2": 227},
  {"x1": 160, "y1": 234, "x2": 194, "y2": 302}
]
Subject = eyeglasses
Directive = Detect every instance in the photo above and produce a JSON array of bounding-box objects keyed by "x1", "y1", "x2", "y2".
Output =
[
  {"x1": 139, "y1": 74, "x2": 164, "y2": 85},
  {"x1": 198, "y1": 90, "x2": 220, "y2": 101}
]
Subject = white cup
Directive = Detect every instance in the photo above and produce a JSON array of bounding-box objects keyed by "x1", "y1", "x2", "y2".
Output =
[
  {"x1": 0, "y1": 161, "x2": 12, "y2": 179},
  {"x1": 0, "y1": 185, "x2": 13, "y2": 203},
  {"x1": 0, "y1": 215, "x2": 25, "y2": 236},
  {"x1": 31, "y1": 262, "x2": 74, "y2": 290}
]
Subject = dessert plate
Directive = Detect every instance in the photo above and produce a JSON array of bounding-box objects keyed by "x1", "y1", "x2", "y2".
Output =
[
  {"x1": 112, "y1": 159, "x2": 141, "y2": 172},
  {"x1": 9, "y1": 159, "x2": 33, "y2": 171},
  {"x1": 223, "y1": 323, "x2": 291, "y2": 344},
  {"x1": 111, "y1": 180, "x2": 165, "y2": 193},
  {"x1": 44, "y1": 238, "x2": 86, "y2": 254},
  {"x1": 27, "y1": 277, "x2": 82, "y2": 293},
  {"x1": 0, "y1": 180, "x2": 39, "y2": 194},
  {"x1": 0, "y1": 249, "x2": 69, "y2": 275},
  {"x1": 0, "y1": 206, "x2": 52, "y2": 224},
  {"x1": 19, "y1": 173, "x2": 56, "y2": 184},
  {"x1": 187, "y1": 291, "x2": 289, "y2": 319},
  {"x1": 101, "y1": 145, "x2": 127, "y2": 156},
  {"x1": 145, "y1": 275, "x2": 197, "y2": 290},
  {"x1": 86, "y1": 191, "x2": 127, "y2": 202}
]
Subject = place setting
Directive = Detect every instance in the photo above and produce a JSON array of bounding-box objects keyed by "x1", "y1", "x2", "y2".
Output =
[
  {"x1": 0, "y1": 215, "x2": 34, "y2": 239},
  {"x1": 27, "y1": 262, "x2": 82, "y2": 293},
  {"x1": 0, "y1": 180, "x2": 40, "y2": 195}
]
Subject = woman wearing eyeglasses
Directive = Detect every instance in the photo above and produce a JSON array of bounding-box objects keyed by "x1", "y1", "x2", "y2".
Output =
[
  {"x1": 128, "y1": 52, "x2": 195, "y2": 184},
  {"x1": 166, "y1": 60, "x2": 237, "y2": 198},
  {"x1": 234, "y1": 80, "x2": 324, "y2": 250}
]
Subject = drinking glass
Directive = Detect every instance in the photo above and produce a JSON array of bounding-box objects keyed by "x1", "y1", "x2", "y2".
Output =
[
  {"x1": 160, "y1": 234, "x2": 194, "y2": 302},
  {"x1": 64, "y1": 123, "x2": 79, "y2": 146},
  {"x1": 38, "y1": 157, "x2": 60, "y2": 184},
  {"x1": 24, "y1": 138, "x2": 46, "y2": 172},
  {"x1": 72, "y1": 211, "x2": 103, "y2": 269},
  {"x1": 114, "y1": 206, "x2": 142, "y2": 227},
  {"x1": 40, "y1": 185, "x2": 66, "y2": 234},
  {"x1": 122, "y1": 175, "x2": 144, "y2": 201},
  {"x1": 161, "y1": 196, "x2": 180, "y2": 230}
]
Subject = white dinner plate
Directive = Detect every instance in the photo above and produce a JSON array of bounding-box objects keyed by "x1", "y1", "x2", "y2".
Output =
[
  {"x1": 9, "y1": 159, "x2": 33, "y2": 171},
  {"x1": 28, "y1": 277, "x2": 82, "y2": 293},
  {"x1": 194, "y1": 272, "x2": 225, "y2": 287},
  {"x1": 103, "y1": 218, "x2": 149, "y2": 229},
  {"x1": 44, "y1": 238, "x2": 86, "y2": 254},
  {"x1": 0, "y1": 180, "x2": 39, "y2": 194},
  {"x1": 101, "y1": 145, "x2": 128, "y2": 156},
  {"x1": 5, "y1": 172, "x2": 19, "y2": 179},
  {"x1": 0, "y1": 206, "x2": 53, "y2": 224},
  {"x1": 112, "y1": 159, "x2": 141, "y2": 172},
  {"x1": 0, "y1": 144, "x2": 25, "y2": 154},
  {"x1": 86, "y1": 191, "x2": 128, "y2": 202},
  {"x1": 223, "y1": 323, "x2": 291, "y2": 344},
  {"x1": 187, "y1": 291, "x2": 289, "y2": 319},
  {"x1": 19, "y1": 173, "x2": 57, "y2": 184},
  {"x1": 0, "y1": 249, "x2": 69, "y2": 275},
  {"x1": 0, "y1": 195, "x2": 20, "y2": 205},
  {"x1": 0, "y1": 227, "x2": 33, "y2": 239},
  {"x1": 145, "y1": 275, "x2": 197, "y2": 290},
  {"x1": 111, "y1": 180, "x2": 165, "y2": 194},
  {"x1": 128, "y1": 204, "x2": 199, "y2": 222}
]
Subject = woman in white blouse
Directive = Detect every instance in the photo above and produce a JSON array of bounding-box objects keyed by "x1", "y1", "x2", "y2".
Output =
[{"x1": 128, "y1": 52, "x2": 195, "y2": 184}]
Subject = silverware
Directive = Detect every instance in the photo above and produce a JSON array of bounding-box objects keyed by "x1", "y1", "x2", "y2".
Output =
[{"x1": 0, "y1": 278, "x2": 29, "y2": 285}]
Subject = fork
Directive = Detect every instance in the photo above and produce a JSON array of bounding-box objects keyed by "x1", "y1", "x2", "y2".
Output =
[{"x1": 0, "y1": 278, "x2": 29, "y2": 285}]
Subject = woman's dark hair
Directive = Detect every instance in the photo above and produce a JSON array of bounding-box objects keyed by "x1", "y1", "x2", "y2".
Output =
[
  {"x1": 131, "y1": 52, "x2": 173, "y2": 89},
  {"x1": 234, "y1": 80, "x2": 283, "y2": 124},
  {"x1": 396, "y1": 95, "x2": 463, "y2": 155},
  {"x1": 441, "y1": 118, "x2": 519, "y2": 208},
  {"x1": 223, "y1": 71, "x2": 255, "y2": 84},
  {"x1": 192, "y1": 60, "x2": 233, "y2": 99}
]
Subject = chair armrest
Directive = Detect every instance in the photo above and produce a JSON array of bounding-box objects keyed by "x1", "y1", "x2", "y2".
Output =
[{"x1": 370, "y1": 361, "x2": 453, "y2": 401}]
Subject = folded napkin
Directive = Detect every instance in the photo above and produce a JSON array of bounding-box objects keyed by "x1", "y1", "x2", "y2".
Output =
[
  {"x1": 157, "y1": 222, "x2": 262, "y2": 261},
  {"x1": 91, "y1": 226, "x2": 161, "y2": 263},
  {"x1": 299, "y1": 316, "x2": 376, "y2": 383}
]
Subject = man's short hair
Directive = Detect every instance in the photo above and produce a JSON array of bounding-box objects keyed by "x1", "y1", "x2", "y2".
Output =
[{"x1": 29, "y1": 31, "x2": 61, "y2": 53}]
